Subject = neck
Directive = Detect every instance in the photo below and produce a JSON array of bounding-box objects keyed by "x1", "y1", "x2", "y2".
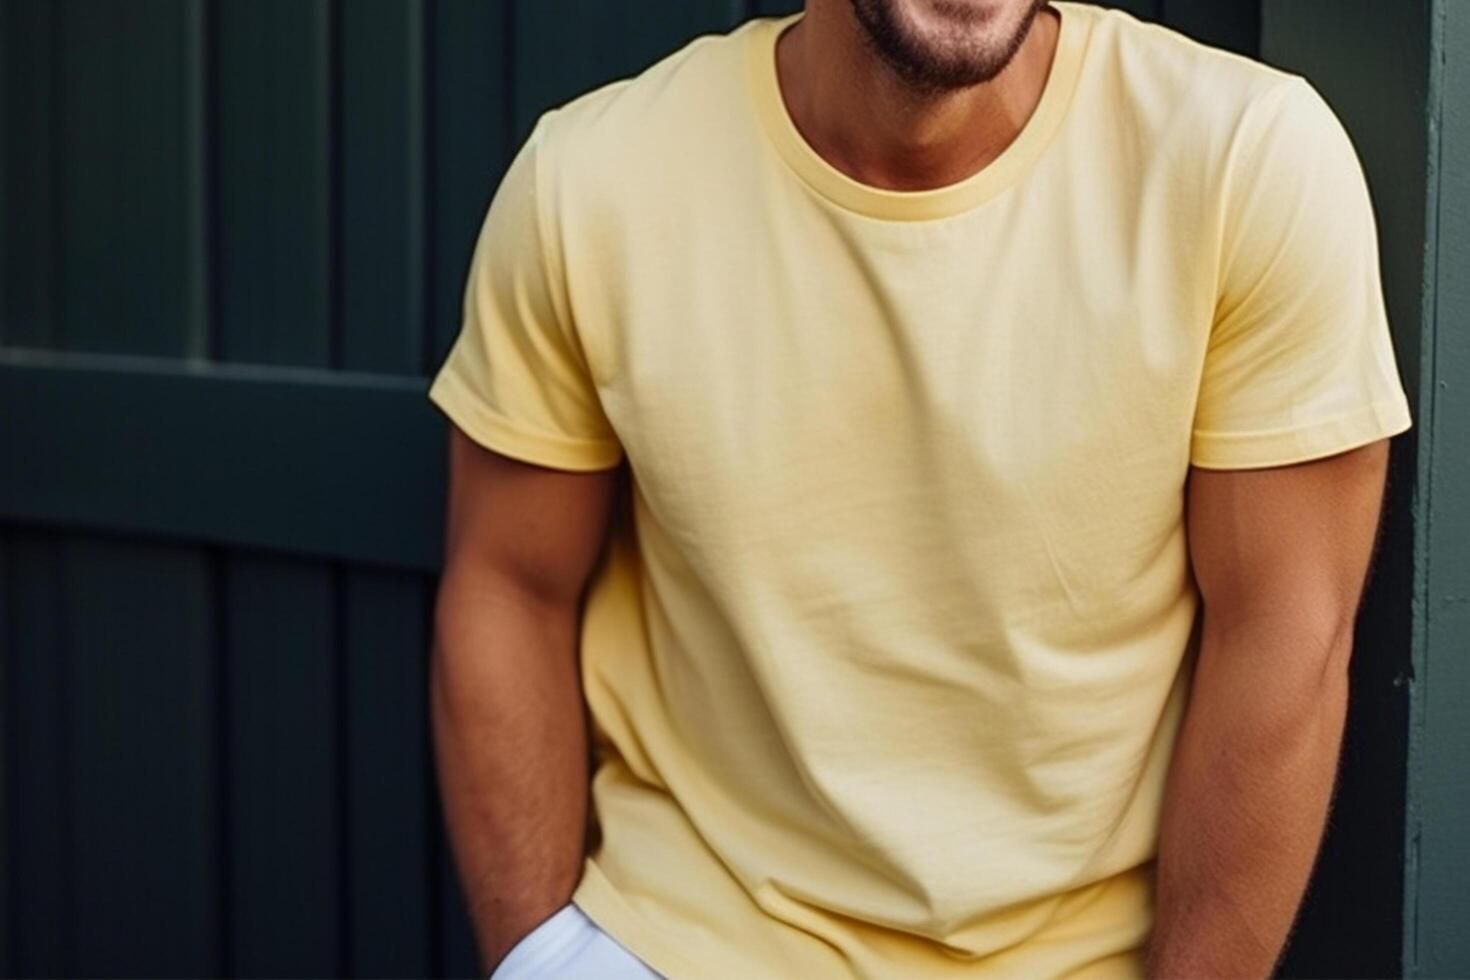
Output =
[{"x1": 775, "y1": 1, "x2": 1060, "y2": 191}]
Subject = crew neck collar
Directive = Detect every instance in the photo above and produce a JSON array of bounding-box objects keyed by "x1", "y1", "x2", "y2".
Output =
[{"x1": 744, "y1": 2, "x2": 1094, "y2": 222}]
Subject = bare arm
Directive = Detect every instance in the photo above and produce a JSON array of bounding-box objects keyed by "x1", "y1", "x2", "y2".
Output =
[
  {"x1": 1142, "y1": 439, "x2": 1394, "y2": 979},
  {"x1": 430, "y1": 424, "x2": 620, "y2": 976}
]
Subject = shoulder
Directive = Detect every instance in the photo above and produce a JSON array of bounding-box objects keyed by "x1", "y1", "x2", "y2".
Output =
[
  {"x1": 1058, "y1": 1, "x2": 1311, "y2": 158},
  {"x1": 1067, "y1": 1, "x2": 1296, "y2": 106}
]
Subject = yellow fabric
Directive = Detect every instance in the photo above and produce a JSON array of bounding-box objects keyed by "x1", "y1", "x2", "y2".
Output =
[{"x1": 427, "y1": 3, "x2": 1414, "y2": 977}]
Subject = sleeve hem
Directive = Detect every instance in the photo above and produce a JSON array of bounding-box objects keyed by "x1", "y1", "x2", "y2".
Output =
[
  {"x1": 1189, "y1": 394, "x2": 1412, "y2": 470},
  {"x1": 427, "y1": 367, "x2": 625, "y2": 473}
]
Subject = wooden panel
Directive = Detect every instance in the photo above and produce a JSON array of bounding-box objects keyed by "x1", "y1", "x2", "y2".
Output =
[
  {"x1": 53, "y1": 0, "x2": 207, "y2": 356},
  {"x1": 0, "y1": 350, "x2": 447, "y2": 572},
  {"x1": 0, "y1": 531, "x2": 6, "y2": 975},
  {"x1": 225, "y1": 557, "x2": 342, "y2": 976},
  {"x1": 214, "y1": 0, "x2": 332, "y2": 366},
  {"x1": 428, "y1": 0, "x2": 511, "y2": 365},
  {"x1": 1409, "y1": 4, "x2": 1470, "y2": 975},
  {"x1": 1, "y1": 0, "x2": 57, "y2": 346},
  {"x1": 345, "y1": 570, "x2": 434, "y2": 976},
  {"x1": 65, "y1": 536, "x2": 219, "y2": 975},
  {"x1": 340, "y1": 0, "x2": 426, "y2": 373},
  {"x1": 3, "y1": 533, "x2": 68, "y2": 977}
]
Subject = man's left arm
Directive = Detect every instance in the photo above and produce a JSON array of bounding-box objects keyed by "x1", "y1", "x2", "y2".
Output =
[{"x1": 1142, "y1": 438, "x2": 1394, "y2": 979}]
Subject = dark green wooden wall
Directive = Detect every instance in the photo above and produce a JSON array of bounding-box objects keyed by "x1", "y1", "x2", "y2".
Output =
[{"x1": 0, "y1": 2, "x2": 1456, "y2": 978}]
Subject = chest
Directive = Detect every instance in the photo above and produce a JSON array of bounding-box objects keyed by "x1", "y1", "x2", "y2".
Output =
[{"x1": 573, "y1": 195, "x2": 1212, "y2": 605}]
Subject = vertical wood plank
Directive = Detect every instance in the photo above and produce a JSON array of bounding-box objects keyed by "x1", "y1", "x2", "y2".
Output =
[
  {"x1": 428, "y1": 0, "x2": 510, "y2": 367},
  {"x1": 339, "y1": 0, "x2": 426, "y2": 374},
  {"x1": 53, "y1": 0, "x2": 207, "y2": 356},
  {"x1": 215, "y1": 0, "x2": 332, "y2": 366},
  {"x1": 65, "y1": 535, "x2": 219, "y2": 976},
  {"x1": 1408, "y1": 4, "x2": 1470, "y2": 975},
  {"x1": 0, "y1": 0, "x2": 56, "y2": 347},
  {"x1": 345, "y1": 569, "x2": 433, "y2": 977},
  {"x1": 3, "y1": 533, "x2": 68, "y2": 977},
  {"x1": 0, "y1": 528, "x2": 9, "y2": 975},
  {"x1": 224, "y1": 556, "x2": 343, "y2": 977}
]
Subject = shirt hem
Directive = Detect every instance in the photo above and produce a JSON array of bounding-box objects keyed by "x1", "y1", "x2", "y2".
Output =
[
  {"x1": 427, "y1": 365, "x2": 625, "y2": 472},
  {"x1": 1188, "y1": 394, "x2": 1412, "y2": 469},
  {"x1": 572, "y1": 856, "x2": 709, "y2": 980}
]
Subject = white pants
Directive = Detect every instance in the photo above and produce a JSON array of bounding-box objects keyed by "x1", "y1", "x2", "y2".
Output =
[{"x1": 487, "y1": 901, "x2": 664, "y2": 979}]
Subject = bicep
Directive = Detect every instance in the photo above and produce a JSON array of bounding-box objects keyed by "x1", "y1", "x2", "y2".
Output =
[
  {"x1": 442, "y1": 423, "x2": 620, "y2": 609},
  {"x1": 1184, "y1": 439, "x2": 1393, "y2": 646}
]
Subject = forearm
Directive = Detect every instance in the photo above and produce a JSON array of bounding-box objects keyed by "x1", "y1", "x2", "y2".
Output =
[
  {"x1": 430, "y1": 570, "x2": 591, "y2": 975},
  {"x1": 1143, "y1": 616, "x2": 1352, "y2": 979}
]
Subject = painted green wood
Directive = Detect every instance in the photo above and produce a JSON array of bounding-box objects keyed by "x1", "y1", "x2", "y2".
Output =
[
  {"x1": 0, "y1": 351, "x2": 446, "y2": 572},
  {"x1": 38, "y1": 5, "x2": 224, "y2": 976},
  {"x1": 428, "y1": 0, "x2": 511, "y2": 366},
  {"x1": 215, "y1": 0, "x2": 332, "y2": 366},
  {"x1": 340, "y1": 0, "x2": 426, "y2": 373},
  {"x1": 225, "y1": 558, "x2": 342, "y2": 977},
  {"x1": 53, "y1": 0, "x2": 207, "y2": 356},
  {"x1": 1408, "y1": 5, "x2": 1470, "y2": 975},
  {"x1": 213, "y1": 5, "x2": 347, "y2": 972},
  {"x1": 65, "y1": 536, "x2": 219, "y2": 975},
  {"x1": 0, "y1": 531, "x2": 9, "y2": 976},
  {"x1": 3, "y1": 533, "x2": 68, "y2": 977},
  {"x1": 345, "y1": 570, "x2": 434, "y2": 976},
  {"x1": 0, "y1": 0, "x2": 56, "y2": 346}
]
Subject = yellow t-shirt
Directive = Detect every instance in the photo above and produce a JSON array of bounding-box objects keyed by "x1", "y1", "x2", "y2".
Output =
[{"x1": 427, "y1": 3, "x2": 1414, "y2": 977}]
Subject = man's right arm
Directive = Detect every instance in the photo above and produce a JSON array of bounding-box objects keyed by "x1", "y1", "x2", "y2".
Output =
[{"x1": 430, "y1": 423, "x2": 620, "y2": 976}]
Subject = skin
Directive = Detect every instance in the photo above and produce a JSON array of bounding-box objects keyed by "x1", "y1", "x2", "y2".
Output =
[
  {"x1": 1145, "y1": 442, "x2": 1395, "y2": 979},
  {"x1": 778, "y1": 0, "x2": 1056, "y2": 191},
  {"x1": 431, "y1": 1, "x2": 1398, "y2": 976},
  {"x1": 430, "y1": 427, "x2": 618, "y2": 974}
]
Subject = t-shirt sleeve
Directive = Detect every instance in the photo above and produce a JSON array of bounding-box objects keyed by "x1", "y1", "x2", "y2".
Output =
[
  {"x1": 1189, "y1": 75, "x2": 1413, "y2": 470},
  {"x1": 427, "y1": 113, "x2": 624, "y2": 471}
]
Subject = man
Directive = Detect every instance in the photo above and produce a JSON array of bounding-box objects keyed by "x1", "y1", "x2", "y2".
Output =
[{"x1": 427, "y1": 0, "x2": 1415, "y2": 977}]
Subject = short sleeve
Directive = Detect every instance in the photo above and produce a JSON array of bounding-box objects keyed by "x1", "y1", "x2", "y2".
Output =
[
  {"x1": 1189, "y1": 75, "x2": 1413, "y2": 470},
  {"x1": 427, "y1": 114, "x2": 624, "y2": 471}
]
